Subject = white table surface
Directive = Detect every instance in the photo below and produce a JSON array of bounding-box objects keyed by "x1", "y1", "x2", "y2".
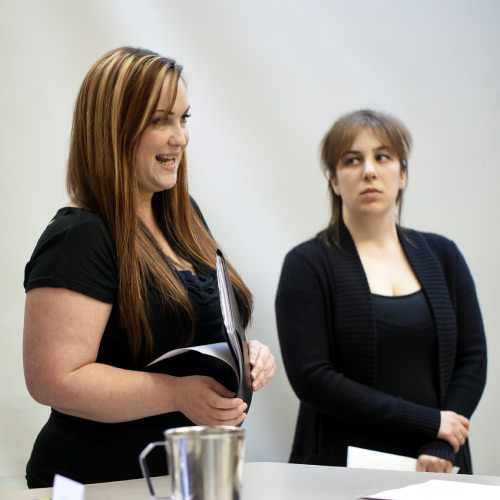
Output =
[{"x1": 2, "y1": 462, "x2": 500, "y2": 500}]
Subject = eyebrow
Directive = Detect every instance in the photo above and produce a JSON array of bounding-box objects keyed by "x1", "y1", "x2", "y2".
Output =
[
  {"x1": 155, "y1": 105, "x2": 191, "y2": 115},
  {"x1": 343, "y1": 145, "x2": 391, "y2": 155}
]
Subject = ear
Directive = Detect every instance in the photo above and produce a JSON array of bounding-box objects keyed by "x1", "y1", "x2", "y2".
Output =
[
  {"x1": 399, "y1": 169, "x2": 407, "y2": 190},
  {"x1": 328, "y1": 172, "x2": 340, "y2": 196}
]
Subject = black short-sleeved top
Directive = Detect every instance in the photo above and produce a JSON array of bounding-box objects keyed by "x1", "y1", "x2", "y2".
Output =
[{"x1": 24, "y1": 207, "x2": 235, "y2": 487}]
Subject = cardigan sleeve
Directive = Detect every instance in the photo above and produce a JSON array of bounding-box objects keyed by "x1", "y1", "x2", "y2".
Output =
[
  {"x1": 418, "y1": 439, "x2": 455, "y2": 464},
  {"x1": 275, "y1": 244, "x2": 440, "y2": 438},
  {"x1": 436, "y1": 239, "x2": 487, "y2": 417}
]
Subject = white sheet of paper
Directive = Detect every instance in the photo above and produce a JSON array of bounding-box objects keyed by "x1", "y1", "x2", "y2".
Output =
[
  {"x1": 146, "y1": 342, "x2": 238, "y2": 377},
  {"x1": 52, "y1": 474, "x2": 84, "y2": 500},
  {"x1": 348, "y1": 447, "x2": 459, "y2": 473},
  {"x1": 362, "y1": 479, "x2": 500, "y2": 500}
]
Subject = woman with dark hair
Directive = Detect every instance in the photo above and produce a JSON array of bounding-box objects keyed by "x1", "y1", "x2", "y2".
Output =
[
  {"x1": 23, "y1": 46, "x2": 275, "y2": 487},
  {"x1": 275, "y1": 109, "x2": 486, "y2": 474}
]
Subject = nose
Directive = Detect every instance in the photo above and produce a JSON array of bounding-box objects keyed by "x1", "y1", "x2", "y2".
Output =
[
  {"x1": 168, "y1": 124, "x2": 188, "y2": 148},
  {"x1": 363, "y1": 158, "x2": 377, "y2": 179}
]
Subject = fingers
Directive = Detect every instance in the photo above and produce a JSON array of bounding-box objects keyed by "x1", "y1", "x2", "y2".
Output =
[
  {"x1": 202, "y1": 379, "x2": 248, "y2": 422},
  {"x1": 173, "y1": 376, "x2": 248, "y2": 426},
  {"x1": 417, "y1": 455, "x2": 453, "y2": 473},
  {"x1": 452, "y1": 431, "x2": 467, "y2": 453},
  {"x1": 206, "y1": 378, "x2": 238, "y2": 399},
  {"x1": 248, "y1": 340, "x2": 265, "y2": 367},
  {"x1": 205, "y1": 379, "x2": 245, "y2": 410},
  {"x1": 248, "y1": 340, "x2": 276, "y2": 391},
  {"x1": 451, "y1": 423, "x2": 469, "y2": 453},
  {"x1": 438, "y1": 411, "x2": 470, "y2": 452},
  {"x1": 459, "y1": 415, "x2": 470, "y2": 428},
  {"x1": 450, "y1": 434, "x2": 463, "y2": 453},
  {"x1": 206, "y1": 403, "x2": 248, "y2": 424},
  {"x1": 204, "y1": 398, "x2": 247, "y2": 425},
  {"x1": 207, "y1": 403, "x2": 248, "y2": 424},
  {"x1": 450, "y1": 436, "x2": 460, "y2": 454}
]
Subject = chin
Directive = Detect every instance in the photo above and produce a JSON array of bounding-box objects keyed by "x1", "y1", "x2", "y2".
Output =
[{"x1": 159, "y1": 175, "x2": 179, "y2": 191}]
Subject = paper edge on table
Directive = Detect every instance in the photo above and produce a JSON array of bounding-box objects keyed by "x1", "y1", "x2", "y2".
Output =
[{"x1": 362, "y1": 479, "x2": 500, "y2": 500}]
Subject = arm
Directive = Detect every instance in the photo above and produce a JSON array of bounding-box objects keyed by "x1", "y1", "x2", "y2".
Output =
[
  {"x1": 275, "y1": 247, "x2": 440, "y2": 437},
  {"x1": 416, "y1": 241, "x2": 487, "y2": 468},
  {"x1": 23, "y1": 287, "x2": 247, "y2": 425},
  {"x1": 440, "y1": 243, "x2": 487, "y2": 417}
]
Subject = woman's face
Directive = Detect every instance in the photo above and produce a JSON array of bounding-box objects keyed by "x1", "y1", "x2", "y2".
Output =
[
  {"x1": 329, "y1": 127, "x2": 406, "y2": 221},
  {"x1": 135, "y1": 75, "x2": 190, "y2": 203}
]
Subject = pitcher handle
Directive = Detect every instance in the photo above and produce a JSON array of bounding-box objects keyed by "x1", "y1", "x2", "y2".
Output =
[{"x1": 139, "y1": 441, "x2": 173, "y2": 500}]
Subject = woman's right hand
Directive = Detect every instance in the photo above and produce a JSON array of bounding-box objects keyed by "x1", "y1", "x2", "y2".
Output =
[
  {"x1": 173, "y1": 375, "x2": 247, "y2": 426},
  {"x1": 438, "y1": 411, "x2": 469, "y2": 453}
]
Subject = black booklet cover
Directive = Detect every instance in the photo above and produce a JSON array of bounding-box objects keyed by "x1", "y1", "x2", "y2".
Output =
[
  {"x1": 215, "y1": 249, "x2": 253, "y2": 408},
  {"x1": 145, "y1": 250, "x2": 253, "y2": 409}
]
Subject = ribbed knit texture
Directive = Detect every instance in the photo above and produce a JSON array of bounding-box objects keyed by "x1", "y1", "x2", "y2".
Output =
[{"x1": 275, "y1": 223, "x2": 487, "y2": 474}]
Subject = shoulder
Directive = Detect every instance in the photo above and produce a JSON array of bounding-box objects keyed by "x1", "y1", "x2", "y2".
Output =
[
  {"x1": 47, "y1": 207, "x2": 113, "y2": 242},
  {"x1": 25, "y1": 208, "x2": 117, "y2": 302},
  {"x1": 30, "y1": 207, "x2": 116, "y2": 263},
  {"x1": 278, "y1": 234, "x2": 338, "y2": 285},
  {"x1": 400, "y1": 227, "x2": 468, "y2": 278},
  {"x1": 276, "y1": 237, "x2": 325, "y2": 300},
  {"x1": 283, "y1": 230, "x2": 350, "y2": 266},
  {"x1": 402, "y1": 227, "x2": 459, "y2": 258},
  {"x1": 283, "y1": 234, "x2": 328, "y2": 264}
]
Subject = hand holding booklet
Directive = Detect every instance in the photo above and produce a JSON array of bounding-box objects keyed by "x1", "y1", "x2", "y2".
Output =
[
  {"x1": 145, "y1": 249, "x2": 253, "y2": 409},
  {"x1": 347, "y1": 446, "x2": 459, "y2": 473}
]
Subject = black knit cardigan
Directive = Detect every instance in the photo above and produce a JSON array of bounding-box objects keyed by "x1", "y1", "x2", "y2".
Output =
[{"x1": 275, "y1": 224, "x2": 487, "y2": 473}]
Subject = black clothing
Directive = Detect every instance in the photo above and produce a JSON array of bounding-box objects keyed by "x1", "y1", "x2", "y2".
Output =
[
  {"x1": 24, "y1": 207, "x2": 234, "y2": 487},
  {"x1": 373, "y1": 291, "x2": 439, "y2": 409},
  {"x1": 275, "y1": 224, "x2": 487, "y2": 473}
]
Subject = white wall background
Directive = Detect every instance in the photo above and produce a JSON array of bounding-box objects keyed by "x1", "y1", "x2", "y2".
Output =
[{"x1": 1, "y1": 0, "x2": 499, "y2": 489}]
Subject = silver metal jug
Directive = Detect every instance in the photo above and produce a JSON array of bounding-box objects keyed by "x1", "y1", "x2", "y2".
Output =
[{"x1": 139, "y1": 426, "x2": 246, "y2": 500}]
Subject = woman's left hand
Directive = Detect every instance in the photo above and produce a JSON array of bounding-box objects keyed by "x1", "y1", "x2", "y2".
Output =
[
  {"x1": 247, "y1": 340, "x2": 276, "y2": 391},
  {"x1": 416, "y1": 454, "x2": 453, "y2": 473}
]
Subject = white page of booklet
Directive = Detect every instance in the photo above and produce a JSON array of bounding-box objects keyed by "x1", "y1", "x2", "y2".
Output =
[{"x1": 146, "y1": 341, "x2": 238, "y2": 379}]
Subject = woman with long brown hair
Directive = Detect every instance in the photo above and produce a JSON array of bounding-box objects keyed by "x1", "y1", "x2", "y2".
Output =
[
  {"x1": 276, "y1": 109, "x2": 486, "y2": 474},
  {"x1": 23, "y1": 46, "x2": 275, "y2": 487}
]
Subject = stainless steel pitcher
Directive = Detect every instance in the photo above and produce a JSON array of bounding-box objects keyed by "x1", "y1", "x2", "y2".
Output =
[{"x1": 139, "y1": 426, "x2": 246, "y2": 500}]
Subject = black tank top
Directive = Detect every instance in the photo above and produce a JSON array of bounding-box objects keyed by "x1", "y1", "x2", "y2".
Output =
[{"x1": 372, "y1": 290, "x2": 439, "y2": 408}]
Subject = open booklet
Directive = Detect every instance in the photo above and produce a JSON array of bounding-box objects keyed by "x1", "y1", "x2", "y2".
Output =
[{"x1": 146, "y1": 249, "x2": 253, "y2": 409}]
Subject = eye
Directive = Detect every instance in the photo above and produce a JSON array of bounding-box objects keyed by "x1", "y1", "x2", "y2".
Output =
[
  {"x1": 151, "y1": 116, "x2": 166, "y2": 127},
  {"x1": 343, "y1": 156, "x2": 360, "y2": 166},
  {"x1": 376, "y1": 153, "x2": 392, "y2": 162},
  {"x1": 181, "y1": 113, "x2": 191, "y2": 125}
]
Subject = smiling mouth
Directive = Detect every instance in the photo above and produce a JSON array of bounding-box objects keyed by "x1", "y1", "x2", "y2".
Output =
[{"x1": 156, "y1": 154, "x2": 176, "y2": 166}]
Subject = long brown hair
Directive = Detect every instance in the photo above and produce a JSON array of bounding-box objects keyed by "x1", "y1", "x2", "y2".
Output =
[
  {"x1": 67, "y1": 47, "x2": 252, "y2": 360},
  {"x1": 320, "y1": 109, "x2": 412, "y2": 246}
]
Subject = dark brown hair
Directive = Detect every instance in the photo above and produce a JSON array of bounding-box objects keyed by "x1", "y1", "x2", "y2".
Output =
[
  {"x1": 320, "y1": 109, "x2": 412, "y2": 245},
  {"x1": 67, "y1": 47, "x2": 252, "y2": 360}
]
